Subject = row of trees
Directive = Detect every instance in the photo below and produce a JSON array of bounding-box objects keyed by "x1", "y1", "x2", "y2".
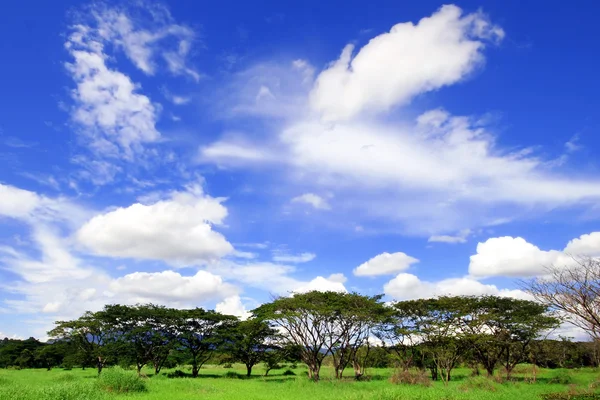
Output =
[
  {"x1": 7, "y1": 253, "x2": 600, "y2": 383},
  {"x1": 0, "y1": 291, "x2": 567, "y2": 383}
]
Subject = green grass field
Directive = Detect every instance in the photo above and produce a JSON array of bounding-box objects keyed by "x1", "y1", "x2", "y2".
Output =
[{"x1": 1, "y1": 364, "x2": 599, "y2": 400}]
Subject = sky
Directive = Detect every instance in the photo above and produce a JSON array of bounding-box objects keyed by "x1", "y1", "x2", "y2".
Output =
[{"x1": 1, "y1": 0, "x2": 600, "y2": 340}]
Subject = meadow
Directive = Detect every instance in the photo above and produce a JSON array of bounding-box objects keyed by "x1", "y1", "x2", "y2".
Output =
[{"x1": 1, "y1": 364, "x2": 600, "y2": 400}]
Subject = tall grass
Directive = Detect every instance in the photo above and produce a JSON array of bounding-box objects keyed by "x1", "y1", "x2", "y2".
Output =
[{"x1": 97, "y1": 366, "x2": 147, "y2": 393}]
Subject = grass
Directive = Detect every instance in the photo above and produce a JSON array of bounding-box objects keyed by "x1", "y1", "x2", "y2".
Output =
[{"x1": 0, "y1": 364, "x2": 599, "y2": 399}]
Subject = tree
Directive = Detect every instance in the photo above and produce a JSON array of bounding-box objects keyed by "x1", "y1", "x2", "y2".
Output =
[
  {"x1": 376, "y1": 302, "x2": 422, "y2": 371},
  {"x1": 392, "y1": 297, "x2": 470, "y2": 385},
  {"x1": 48, "y1": 312, "x2": 110, "y2": 374},
  {"x1": 173, "y1": 308, "x2": 236, "y2": 378},
  {"x1": 98, "y1": 304, "x2": 179, "y2": 375},
  {"x1": 323, "y1": 293, "x2": 387, "y2": 379},
  {"x1": 253, "y1": 291, "x2": 385, "y2": 381},
  {"x1": 459, "y1": 296, "x2": 559, "y2": 378},
  {"x1": 35, "y1": 345, "x2": 64, "y2": 370},
  {"x1": 523, "y1": 257, "x2": 600, "y2": 340},
  {"x1": 223, "y1": 318, "x2": 277, "y2": 376},
  {"x1": 468, "y1": 296, "x2": 558, "y2": 380}
]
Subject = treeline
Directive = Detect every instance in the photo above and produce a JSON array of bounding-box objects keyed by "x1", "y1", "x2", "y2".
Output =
[{"x1": 0, "y1": 292, "x2": 596, "y2": 382}]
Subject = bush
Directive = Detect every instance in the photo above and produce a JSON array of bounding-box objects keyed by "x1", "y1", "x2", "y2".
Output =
[
  {"x1": 222, "y1": 363, "x2": 233, "y2": 369},
  {"x1": 167, "y1": 369, "x2": 188, "y2": 378},
  {"x1": 389, "y1": 369, "x2": 432, "y2": 387},
  {"x1": 548, "y1": 371, "x2": 575, "y2": 385},
  {"x1": 97, "y1": 366, "x2": 147, "y2": 393},
  {"x1": 282, "y1": 369, "x2": 296, "y2": 376},
  {"x1": 224, "y1": 371, "x2": 241, "y2": 379},
  {"x1": 458, "y1": 376, "x2": 498, "y2": 392}
]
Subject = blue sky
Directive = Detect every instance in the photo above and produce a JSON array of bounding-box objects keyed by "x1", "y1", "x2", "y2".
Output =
[{"x1": 1, "y1": 0, "x2": 600, "y2": 339}]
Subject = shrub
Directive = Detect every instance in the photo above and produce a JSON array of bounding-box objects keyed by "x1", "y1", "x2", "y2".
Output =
[
  {"x1": 548, "y1": 371, "x2": 575, "y2": 385},
  {"x1": 222, "y1": 363, "x2": 233, "y2": 369},
  {"x1": 282, "y1": 369, "x2": 296, "y2": 376},
  {"x1": 389, "y1": 369, "x2": 432, "y2": 387},
  {"x1": 458, "y1": 376, "x2": 498, "y2": 392},
  {"x1": 168, "y1": 369, "x2": 188, "y2": 378},
  {"x1": 97, "y1": 366, "x2": 147, "y2": 393},
  {"x1": 224, "y1": 371, "x2": 241, "y2": 379}
]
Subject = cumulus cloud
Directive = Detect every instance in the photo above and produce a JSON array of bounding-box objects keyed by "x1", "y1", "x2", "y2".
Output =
[
  {"x1": 354, "y1": 252, "x2": 419, "y2": 276},
  {"x1": 310, "y1": 5, "x2": 504, "y2": 121},
  {"x1": 469, "y1": 233, "x2": 600, "y2": 277},
  {"x1": 216, "y1": 295, "x2": 251, "y2": 320},
  {"x1": 110, "y1": 270, "x2": 237, "y2": 305},
  {"x1": 384, "y1": 273, "x2": 530, "y2": 301},
  {"x1": 293, "y1": 275, "x2": 348, "y2": 294},
  {"x1": 77, "y1": 186, "x2": 233, "y2": 265},
  {"x1": 272, "y1": 252, "x2": 316, "y2": 263},
  {"x1": 291, "y1": 193, "x2": 331, "y2": 210},
  {"x1": 206, "y1": 260, "x2": 347, "y2": 296}
]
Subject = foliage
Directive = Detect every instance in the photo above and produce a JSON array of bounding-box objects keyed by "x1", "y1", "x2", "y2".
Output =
[
  {"x1": 96, "y1": 366, "x2": 147, "y2": 393},
  {"x1": 389, "y1": 369, "x2": 432, "y2": 386},
  {"x1": 253, "y1": 291, "x2": 387, "y2": 381}
]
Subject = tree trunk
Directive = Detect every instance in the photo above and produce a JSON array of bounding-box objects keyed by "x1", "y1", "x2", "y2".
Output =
[
  {"x1": 191, "y1": 355, "x2": 199, "y2": 378},
  {"x1": 308, "y1": 364, "x2": 320, "y2": 381},
  {"x1": 246, "y1": 364, "x2": 252, "y2": 377},
  {"x1": 97, "y1": 357, "x2": 103, "y2": 376},
  {"x1": 429, "y1": 366, "x2": 438, "y2": 381},
  {"x1": 353, "y1": 359, "x2": 363, "y2": 380}
]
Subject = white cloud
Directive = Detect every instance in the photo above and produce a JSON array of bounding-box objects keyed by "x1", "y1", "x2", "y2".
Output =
[
  {"x1": 384, "y1": 273, "x2": 530, "y2": 301},
  {"x1": 0, "y1": 332, "x2": 22, "y2": 340},
  {"x1": 0, "y1": 184, "x2": 41, "y2": 219},
  {"x1": 77, "y1": 186, "x2": 233, "y2": 265},
  {"x1": 216, "y1": 295, "x2": 251, "y2": 320},
  {"x1": 354, "y1": 252, "x2": 419, "y2": 276},
  {"x1": 199, "y1": 140, "x2": 278, "y2": 166},
  {"x1": 291, "y1": 193, "x2": 331, "y2": 210},
  {"x1": 293, "y1": 275, "x2": 348, "y2": 294},
  {"x1": 206, "y1": 260, "x2": 347, "y2": 296},
  {"x1": 66, "y1": 26, "x2": 160, "y2": 159},
  {"x1": 327, "y1": 273, "x2": 347, "y2": 283},
  {"x1": 0, "y1": 183, "x2": 88, "y2": 226},
  {"x1": 429, "y1": 229, "x2": 471, "y2": 244},
  {"x1": 200, "y1": 6, "x2": 600, "y2": 234},
  {"x1": 272, "y1": 252, "x2": 316, "y2": 263},
  {"x1": 110, "y1": 270, "x2": 237, "y2": 305},
  {"x1": 469, "y1": 233, "x2": 600, "y2": 278},
  {"x1": 310, "y1": 5, "x2": 504, "y2": 121},
  {"x1": 161, "y1": 87, "x2": 191, "y2": 105},
  {"x1": 564, "y1": 232, "x2": 600, "y2": 255},
  {"x1": 92, "y1": 4, "x2": 199, "y2": 80}
]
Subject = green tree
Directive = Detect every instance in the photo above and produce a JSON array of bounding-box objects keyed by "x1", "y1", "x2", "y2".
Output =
[
  {"x1": 254, "y1": 291, "x2": 385, "y2": 381},
  {"x1": 460, "y1": 296, "x2": 559, "y2": 379},
  {"x1": 173, "y1": 308, "x2": 237, "y2": 378},
  {"x1": 223, "y1": 318, "x2": 277, "y2": 376},
  {"x1": 48, "y1": 311, "x2": 111, "y2": 374}
]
